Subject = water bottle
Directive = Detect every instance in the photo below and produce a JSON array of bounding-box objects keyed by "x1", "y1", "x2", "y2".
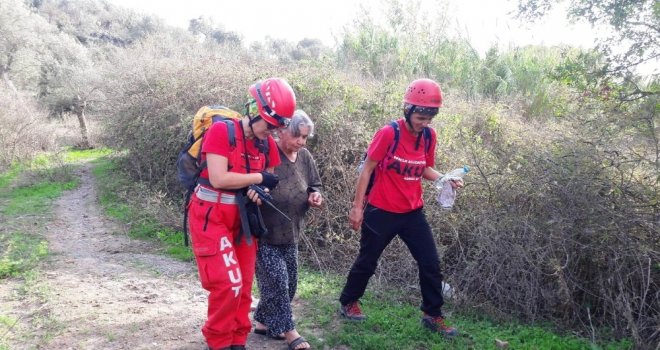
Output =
[{"x1": 434, "y1": 166, "x2": 469, "y2": 209}]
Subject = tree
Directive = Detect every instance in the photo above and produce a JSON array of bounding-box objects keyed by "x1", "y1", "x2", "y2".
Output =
[
  {"x1": 188, "y1": 16, "x2": 242, "y2": 46},
  {"x1": 0, "y1": 0, "x2": 55, "y2": 93},
  {"x1": 291, "y1": 38, "x2": 328, "y2": 61},
  {"x1": 516, "y1": 0, "x2": 659, "y2": 100},
  {"x1": 34, "y1": 0, "x2": 163, "y2": 47}
]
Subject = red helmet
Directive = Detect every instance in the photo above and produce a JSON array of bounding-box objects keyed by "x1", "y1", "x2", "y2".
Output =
[
  {"x1": 248, "y1": 78, "x2": 296, "y2": 127},
  {"x1": 403, "y1": 78, "x2": 443, "y2": 108}
]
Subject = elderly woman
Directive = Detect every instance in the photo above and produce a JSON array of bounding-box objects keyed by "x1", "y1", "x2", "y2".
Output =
[{"x1": 253, "y1": 110, "x2": 322, "y2": 350}]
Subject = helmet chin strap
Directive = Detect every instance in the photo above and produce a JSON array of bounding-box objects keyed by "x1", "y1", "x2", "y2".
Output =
[
  {"x1": 404, "y1": 105, "x2": 424, "y2": 150},
  {"x1": 404, "y1": 105, "x2": 416, "y2": 127},
  {"x1": 247, "y1": 115, "x2": 261, "y2": 139}
]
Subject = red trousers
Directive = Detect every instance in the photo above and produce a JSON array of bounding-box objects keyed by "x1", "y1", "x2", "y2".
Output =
[{"x1": 188, "y1": 193, "x2": 256, "y2": 349}]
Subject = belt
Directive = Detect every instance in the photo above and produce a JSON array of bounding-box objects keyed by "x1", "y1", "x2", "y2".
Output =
[{"x1": 194, "y1": 186, "x2": 238, "y2": 204}]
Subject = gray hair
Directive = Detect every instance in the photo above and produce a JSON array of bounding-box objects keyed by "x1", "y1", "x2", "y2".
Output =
[{"x1": 284, "y1": 109, "x2": 315, "y2": 137}]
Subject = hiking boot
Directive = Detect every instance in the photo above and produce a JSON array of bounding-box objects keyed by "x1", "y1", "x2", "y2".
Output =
[
  {"x1": 421, "y1": 314, "x2": 458, "y2": 338},
  {"x1": 340, "y1": 301, "x2": 367, "y2": 321}
]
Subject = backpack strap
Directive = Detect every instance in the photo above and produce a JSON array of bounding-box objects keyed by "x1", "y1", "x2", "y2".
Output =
[
  {"x1": 257, "y1": 139, "x2": 270, "y2": 168},
  {"x1": 387, "y1": 121, "x2": 400, "y2": 157},
  {"x1": 422, "y1": 126, "x2": 432, "y2": 154},
  {"x1": 221, "y1": 118, "x2": 236, "y2": 148},
  {"x1": 389, "y1": 122, "x2": 432, "y2": 160}
]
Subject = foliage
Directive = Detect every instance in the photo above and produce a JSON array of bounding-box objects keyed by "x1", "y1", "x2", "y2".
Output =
[
  {"x1": 422, "y1": 97, "x2": 659, "y2": 347},
  {"x1": 0, "y1": 86, "x2": 60, "y2": 170},
  {"x1": 337, "y1": 0, "x2": 453, "y2": 81},
  {"x1": 0, "y1": 0, "x2": 55, "y2": 93},
  {"x1": 32, "y1": 0, "x2": 165, "y2": 47},
  {"x1": 188, "y1": 16, "x2": 242, "y2": 46},
  {"x1": 516, "y1": 0, "x2": 659, "y2": 100}
]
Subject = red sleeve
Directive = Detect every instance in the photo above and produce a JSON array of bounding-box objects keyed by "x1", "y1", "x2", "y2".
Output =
[
  {"x1": 266, "y1": 136, "x2": 281, "y2": 168},
  {"x1": 366, "y1": 124, "x2": 396, "y2": 162},
  {"x1": 426, "y1": 127, "x2": 437, "y2": 168},
  {"x1": 201, "y1": 121, "x2": 232, "y2": 158}
]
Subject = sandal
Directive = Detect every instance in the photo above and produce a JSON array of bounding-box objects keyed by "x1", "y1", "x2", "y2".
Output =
[
  {"x1": 253, "y1": 328, "x2": 286, "y2": 340},
  {"x1": 287, "y1": 336, "x2": 311, "y2": 350}
]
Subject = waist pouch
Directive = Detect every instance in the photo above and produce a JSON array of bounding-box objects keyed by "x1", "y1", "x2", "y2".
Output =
[{"x1": 236, "y1": 191, "x2": 269, "y2": 245}]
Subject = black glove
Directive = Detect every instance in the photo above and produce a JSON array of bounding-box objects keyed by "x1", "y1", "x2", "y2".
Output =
[{"x1": 259, "y1": 171, "x2": 279, "y2": 189}]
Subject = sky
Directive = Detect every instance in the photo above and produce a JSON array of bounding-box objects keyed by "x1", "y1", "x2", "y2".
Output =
[{"x1": 107, "y1": 0, "x2": 600, "y2": 56}]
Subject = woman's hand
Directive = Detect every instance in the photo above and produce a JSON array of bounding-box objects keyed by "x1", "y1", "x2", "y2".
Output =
[
  {"x1": 308, "y1": 192, "x2": 323, "y2": 207},
  {"x1": 348, "y1": 205, "x2": 364, "y2": 231},
  {"x1": 246, "y1": 187, "x2": 263, "y2": 205}
]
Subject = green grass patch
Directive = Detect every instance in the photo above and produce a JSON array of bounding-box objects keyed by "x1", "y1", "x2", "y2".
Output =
[
  {"x1": 0, "y1": 315, "x2": 17, "y2": 350},
  {"x1": 294, "y1": 268, "x2": 632, "y2": 350},
  {"x1": 0, "y1": 232, "x2": 48, "y2": 278},
  {"x1": 92, "y1": 156, "x2": 193, "y2": 261},
  {"x1": 0, "y1": 163, "x2": 21, "y2": 189},
  {"x1": 63, "y1": 147, "x2": 112, "y2": 163},
  {"x1": 0, "y1": 181, "x2": 77, "y2": 216}
]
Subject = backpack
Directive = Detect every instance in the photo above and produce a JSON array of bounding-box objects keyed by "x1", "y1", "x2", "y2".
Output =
[
  {"x1": 359, "y1": 121, "x2": 432, "y2": 195},
  {"x1": 176, "y1": 105, "x2": 242, "y2": 192},
  {"x1": 175, "y1": 105, "x2": 269, "y2": 246}
]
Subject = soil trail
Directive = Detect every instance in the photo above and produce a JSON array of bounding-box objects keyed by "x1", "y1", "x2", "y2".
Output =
[{"x1": 8, "y1": 164, "x2": 283, "y2": 349}]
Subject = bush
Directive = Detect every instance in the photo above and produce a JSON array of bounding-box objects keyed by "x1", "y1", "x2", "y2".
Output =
[
  {"x1": 0, "y1": 87, "x2": 58, "y2": 170},
  {"x1": 97, "y1": 34, "x2": 658, "y2": 349}
]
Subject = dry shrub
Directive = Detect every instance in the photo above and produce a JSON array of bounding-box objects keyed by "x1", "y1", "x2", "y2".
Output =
[
  {"x1": 0, "y1": 87, "x2": 58, "y2": 170},
  {"x1": 98, "y1": 37, "x2": 281, "y2": 194},
  {"x1": 429, "y1": 98, "x2": 658, "y2": 346}
]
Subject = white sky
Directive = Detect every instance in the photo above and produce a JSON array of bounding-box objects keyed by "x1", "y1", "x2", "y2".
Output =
[{"x1": 108, "y1": 0, "x2": 600, "y2": 55}]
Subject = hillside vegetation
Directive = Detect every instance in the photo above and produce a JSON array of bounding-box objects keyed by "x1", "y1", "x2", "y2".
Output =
[{"x1": 1, "y1": 0, "x2": 657, "y2": 347}]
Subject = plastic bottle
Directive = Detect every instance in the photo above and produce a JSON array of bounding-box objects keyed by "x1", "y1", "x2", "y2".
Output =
[{"x1": 434, "y1": 166, "x2": 469, "y2": 209}]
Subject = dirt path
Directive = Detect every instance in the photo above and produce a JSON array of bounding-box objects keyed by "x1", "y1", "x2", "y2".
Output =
[{"x1": 3, "y1": 164, "x2": 285, "y2": 349}]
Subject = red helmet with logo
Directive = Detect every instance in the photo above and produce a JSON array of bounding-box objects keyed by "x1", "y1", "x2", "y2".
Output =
[
  {"x1": 248, "y1": 78, "x2": 296, "y2": 128},
  {"x1": 403, "y1": 78, "x2": 443, "y2": 108}
]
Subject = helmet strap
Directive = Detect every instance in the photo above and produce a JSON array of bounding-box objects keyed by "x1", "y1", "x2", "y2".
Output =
[
  {"x1": 404, "y1": 105, "x2": 424, "y2": 150},
  {"x1": 247, "y1": 115, "x2": 261, "y2": 138},
  {"x1": 404, "y1": 104, "x2": 416, "y2": 127}
]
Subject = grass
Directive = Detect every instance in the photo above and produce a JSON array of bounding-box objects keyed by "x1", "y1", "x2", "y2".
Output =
[
  {"x1": 293, "y1": 268, "x2": 633, "y2": 350},
  {"x1": 0, "y1": 181, "x2": 77, "y2": 216},
  {"x1": 0, "y1": 233, "x2": 48, "y2": 278},
  {"x1": 62, "y1": 147, "x2": 112, "y2": 163},
  {"x1": 91, "y1": 156, "x2": 193, "y2": 261},
  {"x1": 0, "y1": 163, "x2": 20, "y2": 189}
]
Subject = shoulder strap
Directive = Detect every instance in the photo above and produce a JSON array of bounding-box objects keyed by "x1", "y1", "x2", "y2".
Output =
[
  {"x1": 220, "y1": 119, "x2": 236, "y2": 148},
  {"x1": 387, "y1": 121, "x2": 400, "y2": 156},
  {"x1": 259, "y1": 139, "x2": 270, "y2": 168},
  {"x1": 422, "y1": 127, "x2": 432, "y2": 154}
]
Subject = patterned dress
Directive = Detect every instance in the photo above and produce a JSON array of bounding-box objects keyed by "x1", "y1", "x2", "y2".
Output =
[{"x1": 253, "y1": 145, "x2": 322, "y2": 337}]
